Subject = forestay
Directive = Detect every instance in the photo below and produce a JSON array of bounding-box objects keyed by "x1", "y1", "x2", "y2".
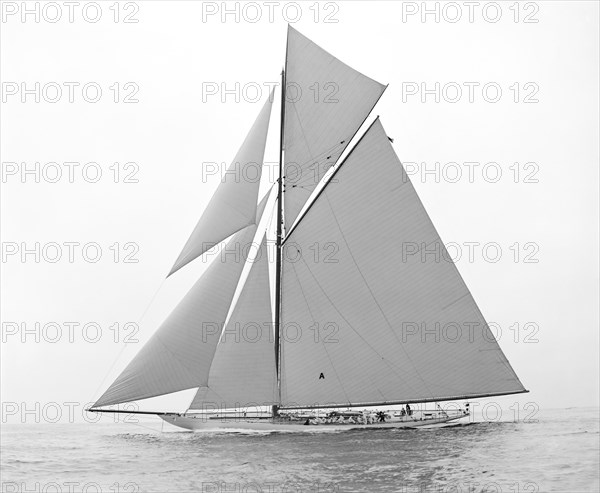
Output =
[
  {"x1": 283, "y1": 26, "x2": 386, "y2": 230},
  {"x1": 280, "y1": 118, "x2": 526, "y2": 409}
]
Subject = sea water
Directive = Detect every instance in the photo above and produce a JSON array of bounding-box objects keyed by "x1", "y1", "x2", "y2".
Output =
[{"x1": 1, "y1": 407, "x2": 598, "y2": 492}]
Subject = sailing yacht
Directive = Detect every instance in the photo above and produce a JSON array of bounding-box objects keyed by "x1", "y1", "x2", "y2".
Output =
[{"x1": 89, "y1": 26, "x2": 527, "y2": 431}]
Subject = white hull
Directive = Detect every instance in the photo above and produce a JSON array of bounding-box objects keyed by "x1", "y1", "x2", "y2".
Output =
[{"x1": 160, "y1": 410, "x2": 469, "y2": 432}]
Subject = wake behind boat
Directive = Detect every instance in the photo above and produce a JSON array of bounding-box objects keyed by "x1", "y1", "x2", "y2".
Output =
[{"x1": 89, "y1": 26, "x2": 527, "y2": 432}]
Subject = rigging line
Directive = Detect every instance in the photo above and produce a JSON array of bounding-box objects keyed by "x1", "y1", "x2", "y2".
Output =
[
  {"x1": 265, "y1": 196, "x2": 278, "y2": 239},
  {"x1": 284, "y1": 142, "x2": 345, "y2": 182},
  {"x1": 289, "y1": 260, "x2": 353, "y2": 405},
  {"x1": 287, "y1": 185, "x2": 314, "y2": 190},
  {"x1": 291, "y1": 150, "x2": 347, "y2": 187},
  {"x1": 322, "y1": 191, "x2": 437, "y2": 400},
  {"x1": 283, "y1": 140, "x2": 345, "y2": 175},
  {"x1": 292, "y1": 163, "x2": 336, "y2": 188},
  {"x1": 89, "y1": 278, "x2": 167, "y2": 404},
  {"x1": 297, "y1": 253, "x2": 423, "y2": 397}
]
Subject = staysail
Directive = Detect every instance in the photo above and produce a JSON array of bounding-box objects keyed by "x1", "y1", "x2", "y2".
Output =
[
  {"x1": 93, "y1": 224, "x2": 260, "y2": 408},
  {"x1": 279, "y1": 118, "x2": 526, "y2": 409},
  {"x1": 189, "y1": 237, "x2": 277, "y2": 411},
  {"x1": 283, "y1": 26, "x2": 386, "y2": 230},
  {"x1": 168, "y1": 91, "x2": 274, "y2": 276}
]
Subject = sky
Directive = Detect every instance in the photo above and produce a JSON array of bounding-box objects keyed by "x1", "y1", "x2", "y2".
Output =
[{"x1": 1, "y1": 1, "x2": 598, "y2": 424}]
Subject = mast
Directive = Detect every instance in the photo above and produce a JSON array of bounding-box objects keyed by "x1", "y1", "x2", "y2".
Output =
[{"x1": 273, "y1": 66, "x2": 286, "y2": 417}]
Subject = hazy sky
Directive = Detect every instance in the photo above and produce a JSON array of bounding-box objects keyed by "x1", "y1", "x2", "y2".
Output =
[{"x1": 1, "y1": 1, "x2": 598, "y2": 423}]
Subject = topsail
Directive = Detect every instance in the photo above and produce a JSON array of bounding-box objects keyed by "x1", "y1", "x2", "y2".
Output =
[{"x1": 283, "y1": 26, "x2": 386, "y2": 230}]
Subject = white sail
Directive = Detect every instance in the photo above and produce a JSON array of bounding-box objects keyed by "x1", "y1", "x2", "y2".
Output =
[
  {"x1": 189, "y1": 237, "x2": 276, "y2": 411},
  {"x1": 169, "y1": 91, "x2": 274, "y2": 276},
  {"x1": 283, "y1": 26, "x2": 386, "y2": 230},
  {"x1": 279, "y1": 119, "x2": 526, "y2": 409},
  {"x1": 94, "y1": 224, "x2": 260, "y2": 408}
]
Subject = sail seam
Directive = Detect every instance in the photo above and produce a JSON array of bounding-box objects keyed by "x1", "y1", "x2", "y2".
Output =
[
  {"x1": 395, "y1": 162, "x2": 526, "y2": 390},
  {"x1": 296, "y1": 253, "x2": 423, "y2": 397},
  {"x1": 289, "y1": 259, "x2": 354, "y2": 405},
  {"x1": 289, "y1": 246, "x2": 391, "y2": 403},
  {"x1": 289, "y1": 99, "x2": 316, "y2": 167},
  {"x1": 321, "y1": 191, "x2": 437, "y2": 400},
  {"x1": 440, "y1": 291, "x2": 472, "y2": 311}
]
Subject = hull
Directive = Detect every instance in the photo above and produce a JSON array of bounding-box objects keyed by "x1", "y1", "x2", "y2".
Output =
[{"x1": 160, "y1": 410, "x2": 469, "y2": 432}]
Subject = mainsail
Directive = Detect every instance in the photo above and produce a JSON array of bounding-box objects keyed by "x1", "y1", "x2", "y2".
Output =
[
  {"x1": 169, "y1": 91, "x2": 274, "y2": 276},
  {"x1": 283, "y1": 26, "x2": 387, "y2": 230},
  {"x1": 279, "y1": 119, "x2": 526, "y2": 409}
]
